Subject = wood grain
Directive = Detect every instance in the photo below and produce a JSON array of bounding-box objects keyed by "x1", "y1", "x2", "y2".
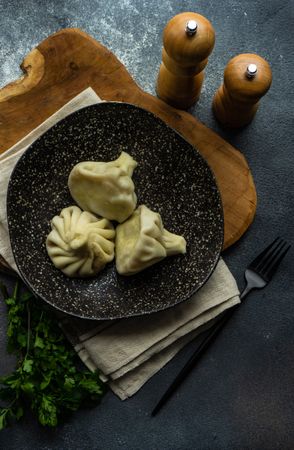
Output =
[{"x1": 0, "y1": 28, "x2": 256, "y2": 252}]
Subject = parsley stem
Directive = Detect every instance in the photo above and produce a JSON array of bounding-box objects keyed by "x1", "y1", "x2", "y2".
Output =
[
  {"x1": 13, "y1": 281, "x2": 19, "y2": 300},
  {"x1": 26, "y1": 303, "x2": 31, "y2": 357},
  {"x1": 0, "y1": 282, "x2": 8, "y2": 300}
]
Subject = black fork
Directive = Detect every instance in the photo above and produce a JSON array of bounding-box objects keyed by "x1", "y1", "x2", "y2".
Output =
[
  {"x1": 152, "y1": 237, "x2": 291, "y2": 416},
  {"x1": 242, "y1": 237, "x2": 291, "y2": 296}
]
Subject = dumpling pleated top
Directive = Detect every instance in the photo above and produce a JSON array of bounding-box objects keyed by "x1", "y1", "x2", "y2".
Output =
[
  {"x1": 46, "y1": 206, "x2": 115, "y2": 277},
  {"x1": 68, "y1": 152, "x2": 137, "y2": 223}
]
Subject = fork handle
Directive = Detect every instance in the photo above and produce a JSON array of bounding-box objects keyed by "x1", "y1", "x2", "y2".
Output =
[
  {"x1": 185, "y1": 303, "x2": 238, "y2": 360},
  {"x1": 151, "y1": 304, "x2": 239, "y2": 416},
  {"x1": 240, "y1": 284, "x2": 253, "y2": 299},
  {"x1": 152, "y1": 285, "x2": 251, "y2": 416},
  {"x1": 179, "y1": 283, "x2": 252, "y2": 368},
  {"x1": 182, "y1": 305, "x2": 238, "y2": 365},
  {"x1": 180, "y1": 284, "x2": 252, "y2": 368},
  {"x1": 173, "y1": 284, "x2": 251, "y2": 370}
]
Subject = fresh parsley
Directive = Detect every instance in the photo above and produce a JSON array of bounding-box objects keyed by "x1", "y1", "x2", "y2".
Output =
[{"x1": 0, "y1": 282, "x2": 106, "y2": 429}]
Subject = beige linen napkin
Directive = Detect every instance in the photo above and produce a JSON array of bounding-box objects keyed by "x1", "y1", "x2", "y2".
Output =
[{"x1": 0, "y1": 88, "x2": 240, "y2": 399}]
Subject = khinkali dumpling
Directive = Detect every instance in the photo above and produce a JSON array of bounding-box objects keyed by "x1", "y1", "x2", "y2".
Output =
[
  {"x1": 115, "y1": 205, "x2": 186, "y2": 275},
  {"x1": 68, "y1": 152, "x2": 137, "y2": 223},
  {"x1": 46, "y1": 206, "x2": 115, "y2": 277}
]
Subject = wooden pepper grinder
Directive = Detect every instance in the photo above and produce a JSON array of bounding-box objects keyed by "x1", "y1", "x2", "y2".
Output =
[
  {"x1": 213, "y1": 53, "x2": 272, "y2": 127},
  {"x1": 156, "y1": 12, "x2": 215, "y2": 109}
]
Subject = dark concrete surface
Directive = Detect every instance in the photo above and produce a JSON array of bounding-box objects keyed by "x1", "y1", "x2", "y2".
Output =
[{"x1": 0, "y1": 0, "x2": 293, "y2": 449}]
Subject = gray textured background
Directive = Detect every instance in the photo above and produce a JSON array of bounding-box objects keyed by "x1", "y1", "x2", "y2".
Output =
[{"x1": 0, "y1": 0, "x2": 293, "y2": 449}]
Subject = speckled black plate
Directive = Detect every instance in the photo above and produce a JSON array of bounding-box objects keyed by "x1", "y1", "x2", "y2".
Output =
[{"x1": 7, "y1": 102, "x2": 223, "y2": 320}]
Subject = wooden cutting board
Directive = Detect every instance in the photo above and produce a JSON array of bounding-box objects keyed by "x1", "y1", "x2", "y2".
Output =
[{"x1": 0, "y1": 28, "x2": 256, "y2": 250}]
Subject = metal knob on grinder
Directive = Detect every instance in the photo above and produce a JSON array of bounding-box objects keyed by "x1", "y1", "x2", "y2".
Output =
[
  {"x1": 212, "y1": 53, "x2": 272, "y2": 128},
  {"x1": 246, "y1": 63, "x2": 258, "y2": 79},
  {"x1": 185, "y1": 20, "x2": 198, "y2": 36}
]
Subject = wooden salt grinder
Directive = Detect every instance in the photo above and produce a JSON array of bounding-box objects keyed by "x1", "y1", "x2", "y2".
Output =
[
  {"x1": 213, "y1": 53, "x2": 272, "y2": 128},
  {"x1": 156, "y1": 12, "x2": 215, "y2": 109}
]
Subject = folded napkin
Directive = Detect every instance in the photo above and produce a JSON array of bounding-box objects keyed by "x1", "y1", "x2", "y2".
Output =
[{"x1": 0, "y1": 88, "x2": 240, "y2": 399}]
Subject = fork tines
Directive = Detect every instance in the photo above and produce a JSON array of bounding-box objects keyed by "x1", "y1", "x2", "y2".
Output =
[{"x1": 249, "y1": 237, "x2": 291, "y2": 282}]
